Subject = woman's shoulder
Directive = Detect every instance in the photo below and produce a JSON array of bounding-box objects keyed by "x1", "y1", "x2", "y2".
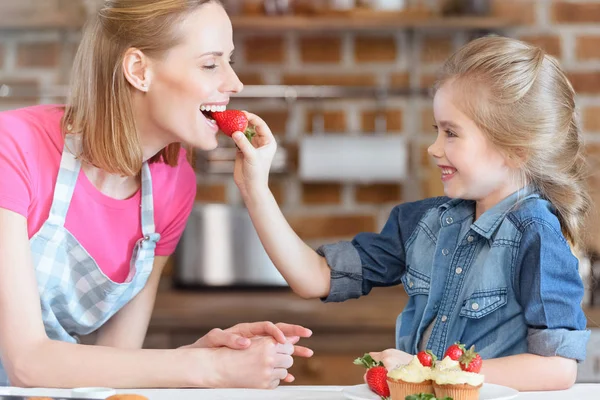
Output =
[{"x1": 0, "y1": 104, "x2": 65, "y2": 145}]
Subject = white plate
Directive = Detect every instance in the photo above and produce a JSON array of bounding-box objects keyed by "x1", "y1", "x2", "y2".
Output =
[{"x1": 342, "y1": 383, "x2": 518, "y2": 400}]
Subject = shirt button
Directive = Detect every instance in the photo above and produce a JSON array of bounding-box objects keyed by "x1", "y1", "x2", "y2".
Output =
[
  {"x1": 471, "y1": 303, "x2": 479, "y2": 310},
  {"x1": 441, "y1": 315, "x2": 448, "y2": 322},
  {"x1": 408, "y1": 281, "x2": 414, "y2": 288},
  {"x1": 455, "y1": 267, "x2": 463, "y2": 274},
  {"x1": 445, "y1": 216, "x2": 453, "y2": 225},
  {"x1": 467, "y1": 235, "x2": 474, "y2": 243},
  {"x1": 442, "y1": 248, "x2": 449, "y2": 256}
]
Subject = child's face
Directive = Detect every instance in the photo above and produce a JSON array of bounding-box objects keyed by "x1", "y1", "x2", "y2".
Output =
[{"x1": 428, "y1": 83, "x2": 517, "y2": 211}]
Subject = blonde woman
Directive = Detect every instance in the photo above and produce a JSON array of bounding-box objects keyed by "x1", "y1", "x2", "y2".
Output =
[
  {"x1": 232, "y1": 36, "x2": 591, "y2": 391},
  {"x1": 0, "y1": 0, "x2": 312, "y2": 389}
]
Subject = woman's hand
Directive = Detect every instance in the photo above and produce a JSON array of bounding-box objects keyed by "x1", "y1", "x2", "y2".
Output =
[
  {"x1": 231, "y1": 111, "x2": 277, "y2": 200},
  {"x1": 207, "y1": 336, "x2": 295, "y2": 389}
]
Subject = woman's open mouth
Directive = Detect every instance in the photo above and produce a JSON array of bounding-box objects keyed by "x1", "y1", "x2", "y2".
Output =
[{"x1": 200, "y1": 104, "x2": 226, "y2": 130}]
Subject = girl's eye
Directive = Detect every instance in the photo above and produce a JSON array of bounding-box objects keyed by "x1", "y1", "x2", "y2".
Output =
[
  {"x1": 446, "y1": 130, "x2": 457, "y2": 137},
  {"x1": 203, "y1": 65, "x2": 217, "y2": 70}
]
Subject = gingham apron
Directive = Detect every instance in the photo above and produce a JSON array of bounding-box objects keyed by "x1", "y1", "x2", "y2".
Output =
[{"x1": 0, "y1": 134, "x2": 160, "y2": 385}]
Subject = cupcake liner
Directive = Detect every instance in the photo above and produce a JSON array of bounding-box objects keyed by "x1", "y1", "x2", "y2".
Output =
[
  {"x1": 433, "y1": 382, "x2": 482, "y2": 400},
  {"x1": 387, "y1": 378, "x2": 434, "y2": 400}
]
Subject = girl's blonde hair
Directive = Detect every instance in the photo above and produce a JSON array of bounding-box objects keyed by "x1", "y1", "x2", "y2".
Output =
[
  {"x1": 63, "y1": 0, "x2": 221, "y2": 176},
  {"x1": 435, "y1": 35, "x2": 590, "y2": 248}
]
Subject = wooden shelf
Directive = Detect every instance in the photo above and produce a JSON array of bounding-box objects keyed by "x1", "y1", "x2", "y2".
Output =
[
  {"x1": 231, "y1": 15, "x2": 518, "y2": 32},
  {"x1": 0, "y1": 13, "x2": 84, "y2": 30}
]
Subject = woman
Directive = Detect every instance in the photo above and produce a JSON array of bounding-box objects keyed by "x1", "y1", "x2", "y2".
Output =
[{"x1": 0, "y1": 0, "x2": 312, "y2": 389}]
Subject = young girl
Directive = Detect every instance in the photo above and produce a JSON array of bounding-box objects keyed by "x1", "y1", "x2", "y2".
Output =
[
  {"x1": 0, "y1": 0, "x2": 312, "y2": 389},
  {"x1": 232, "y1": 35, "x2": 590, "y2": 391}
]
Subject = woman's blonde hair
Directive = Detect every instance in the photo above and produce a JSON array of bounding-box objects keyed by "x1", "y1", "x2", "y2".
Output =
[
  {"x1": 435, "y1": 35, "x2": 591, "y2": 248},
  {"x1": 63, "y1": 0, "x2": 221, "y2": 176}
]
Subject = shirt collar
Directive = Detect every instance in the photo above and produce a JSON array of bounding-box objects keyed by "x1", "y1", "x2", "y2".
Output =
[{"x1": 438, "y1": 186, "x2": 539, "y2": 239}]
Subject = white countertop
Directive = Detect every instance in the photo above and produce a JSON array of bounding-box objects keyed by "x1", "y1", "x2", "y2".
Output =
[{"x1": 2, "y1": 384, "x2": 600, "y2": 399}]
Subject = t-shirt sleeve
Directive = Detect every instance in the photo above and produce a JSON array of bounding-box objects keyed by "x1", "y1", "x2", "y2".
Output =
[
  {"x1": 154, "y1": 151, "x2": 197, "y2": 256},
  {"x1": 0, "y1": 113, "x2": 37, "y2": 217}
]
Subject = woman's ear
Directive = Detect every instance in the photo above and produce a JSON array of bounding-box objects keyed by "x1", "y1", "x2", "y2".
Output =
[{"x1": 123, "y1": 47, "x2": 151, "y2": 92}]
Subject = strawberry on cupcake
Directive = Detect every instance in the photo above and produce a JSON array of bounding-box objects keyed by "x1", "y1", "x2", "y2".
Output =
[
  {"x1": 386, "y1": 350, "x2": 436, "y2": 400},
  {"x1": 432, "y1": 344, "x2": 484, "y2": 400}
]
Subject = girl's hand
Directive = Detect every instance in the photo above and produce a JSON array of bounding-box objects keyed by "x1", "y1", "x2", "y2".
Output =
[
  {"x1": 369, "y1": 348, "x2": 414, "y2": 370},
  {"x1": 231, "y1": 111, "x2": 277, "y2": 200},
  {"x1": 208, "y1": 336, "x2": 295, "y2": 389}
]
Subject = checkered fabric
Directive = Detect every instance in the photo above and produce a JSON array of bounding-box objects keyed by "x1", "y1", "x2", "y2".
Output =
[{"x1": 0, "y1": 134, "x2": 160, "y2": 385}]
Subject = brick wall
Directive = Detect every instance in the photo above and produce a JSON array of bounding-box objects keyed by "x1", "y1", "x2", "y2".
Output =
[{"x1": 1, "y1": 0, "x2": 600, "y2": 253}]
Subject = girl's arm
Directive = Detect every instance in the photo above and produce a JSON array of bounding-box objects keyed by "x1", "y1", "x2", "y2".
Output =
[
  {"x1": 0, "y1": 208, "x2": 295, "y2": 389},
  {"x1": 232, "y1": 113, "x2": 331, "y2": 299},
  {"x1": 480, "y1": 354, "x2": 577, "y2": 391}
]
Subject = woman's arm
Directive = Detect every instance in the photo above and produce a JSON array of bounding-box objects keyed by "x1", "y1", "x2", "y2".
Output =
[
  {"x1": 480, "y1": 354, "x2": 577, "y2": 391},
  {"x1": 94, "y1": 256, "x2": 169, "y2": 348},
  {"x1": 0, "y1": 208, "x2": 294, "y2": 389}
]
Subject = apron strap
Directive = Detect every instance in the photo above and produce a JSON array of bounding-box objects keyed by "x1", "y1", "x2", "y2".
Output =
[
  {"x1": 139, "y1": 162, "x2": 156, "y2": 236},
  {"x1": 47, "y1": 134, "x2": 82, "y2": 226}
]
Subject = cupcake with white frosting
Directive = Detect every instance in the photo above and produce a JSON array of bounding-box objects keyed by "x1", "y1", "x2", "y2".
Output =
[
  {"x1": 432, "y1": 345, "x2": 484, "y2": 400},
  {"x1": 386, "y1": 350, "x2": 436, "y2": 399}
]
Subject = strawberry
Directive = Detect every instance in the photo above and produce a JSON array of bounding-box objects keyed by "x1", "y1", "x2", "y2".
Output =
[
  {"x1": 416, "y1": 350, "x2": 437, "y2": 367},
  {"x1": 443, "y1": 342, "x2": 466, "y2": 361},
  {"x1": 353, "y1": 353, "x2": 390, "y2": 399},
  {"x1": 459, "y1": 345, "x2": 483, "y2": 373},
  {"x1": 210, "y1": 110, "x2": 256, "y2": 142}
]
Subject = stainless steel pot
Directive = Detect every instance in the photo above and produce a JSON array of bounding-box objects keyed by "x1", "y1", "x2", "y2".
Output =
[{"x1": 174, "y1": 204, "x2": 288, "y2": 288}]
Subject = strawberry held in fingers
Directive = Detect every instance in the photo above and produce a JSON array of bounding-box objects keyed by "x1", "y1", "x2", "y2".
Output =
[
  {"x1": 354, "y1": 353, "x2": 390, "y2": 399},
  {"x1": 211, "y1": 109, "x2": 256, "y2": 141}
]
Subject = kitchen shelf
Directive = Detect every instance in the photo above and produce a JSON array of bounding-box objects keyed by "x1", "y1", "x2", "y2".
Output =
[{"x1": 231, "y1": 15, "x2": 518, "y2": 32}]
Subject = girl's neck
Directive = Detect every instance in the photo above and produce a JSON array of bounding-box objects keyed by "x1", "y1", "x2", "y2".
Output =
[{"x1": 475, "y1": 181, "x2": 527, "y2": 220}]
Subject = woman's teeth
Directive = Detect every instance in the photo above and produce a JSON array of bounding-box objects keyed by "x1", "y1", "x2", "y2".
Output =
[
  {"x1": 442, "y1": 168, "x2": 455, "y2": 175},
  {"x1": 200, "y1": 105, "x2": 226, "y2": 112}
]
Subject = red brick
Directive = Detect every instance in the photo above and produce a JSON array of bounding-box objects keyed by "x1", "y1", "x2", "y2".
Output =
[
  {"x1": 300, "y1": 37, "x2": 342, "y2": 63},
  {"x1": 390, "y1": 72, "x2": 410, "y2": 88},
  {"x1": 255, "y1": 110, "x2": 288, "y2": 134},
  {"x1": 420, "y1": 73, "x2": 438, "y2": 89},
  {"x1": 195, "y1": 183, "x2": 227, "y2": 203},
  {"x1": 302, "y1": 183, "x2": 342, "y2": 205},
  {"x1": 552, "y1": 2, "x2": 600, "y2": 24},
  {"x1": 421, "y1": 36, "x2": 453, "y2": 64},
  {"x1": 583, "y1": 107, "x2": 600, "y2": 131},
  {"x1": 244, "y1": 37, "x2": 284, "y2": 64},
  {"x1": 269, "y1": 181, "x2": 286, "y2": 205},
  {"x1": 421, "y1": 107, "x2": 435, "y2": 133},
  {"x1": 306, "y1": 110, "x2": 347, "y2": 133},
  {"x1": 576, "y1": 36, "x2": 600, "y2": 61},
  {"x1": 282, "y1": 74, "x2": 376, "y2": 86},
  {"x1": 491, "y1": 0, "x2": 536, "y2": 25},
  {"x1": 567, "y1": 72, "x2": 600, "y2": 94},
  {"x1": 236, "y1": 72, "x2": 264, "y2": 85},
  {"x1": 520, "y1": 35, "x2": 562, "y2": 59},
  {"x1": 17, "y1": 42, "x2": 60, "y2": 68},
  {"x1": 354, "y1": 36, "x2": 397, "y2": 63},
  {"x1": 356, "y1": 184, "x2": 402, "y2": 204},
  {"x1": 361, "y1": 109, "x2": 403, "y2": 133},
  {"x1": 287, "y1": 214, "x2": 377, "y2": 240}
]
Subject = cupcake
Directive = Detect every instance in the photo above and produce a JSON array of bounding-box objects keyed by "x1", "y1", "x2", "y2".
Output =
[
  {"x1": 432, "y1": 345, "x2": 484, "y2": 400},
  {"x1": 387, "y1": 350, "x2": 436, "y2": 400}
]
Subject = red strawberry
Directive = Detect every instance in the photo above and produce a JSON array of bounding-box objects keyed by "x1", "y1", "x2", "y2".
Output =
[
  {"x1": 416, "y1": 350, "x2": 437, "y2": 367},
  {"x1": 459, "y1": 345, "x2": 483, "y2": 373},
  {"x1": 210, "y1": 110, "x2": 255, "y2": 141},
  {"x1": 444, "y1": 342, "x2": 466, "y2": 361},
  {"x1": 353, "y1": 354, "x2": 390, "y2": 399}
]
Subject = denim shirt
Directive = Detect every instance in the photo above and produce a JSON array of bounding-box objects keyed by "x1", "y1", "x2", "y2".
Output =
[{"x1": 318, "y1": 189, "x2": 590, "y2": 361}]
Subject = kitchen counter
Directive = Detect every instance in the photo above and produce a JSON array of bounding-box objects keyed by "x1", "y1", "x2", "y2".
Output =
[{"x1": 3, "y1": 384, "x2": 600, "y2": 399}]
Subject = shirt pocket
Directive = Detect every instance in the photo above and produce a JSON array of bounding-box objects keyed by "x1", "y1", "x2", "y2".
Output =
[
  {"x1": 460, "y1": 288, "x2": 508, "y2": 319},
  {"x1": 401, "y1": 268, "x2": 431, "y2": 296}
]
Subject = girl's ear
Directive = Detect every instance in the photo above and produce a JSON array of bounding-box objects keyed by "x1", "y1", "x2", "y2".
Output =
[{"x1": 505, "y1": 147, "x2": 528, "y2": 169}]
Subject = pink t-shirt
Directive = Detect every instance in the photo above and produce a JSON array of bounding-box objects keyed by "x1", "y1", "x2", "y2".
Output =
[{"x1": 0, "y1": 105, "x2": 197, "y2": 283}]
